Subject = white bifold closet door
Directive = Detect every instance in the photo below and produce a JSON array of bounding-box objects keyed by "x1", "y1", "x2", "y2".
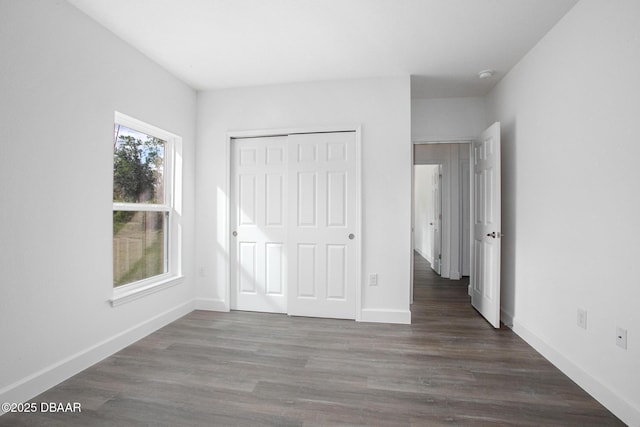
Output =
[{"x1": 230, "y1": 131, "x2": 356, "y2": 320}]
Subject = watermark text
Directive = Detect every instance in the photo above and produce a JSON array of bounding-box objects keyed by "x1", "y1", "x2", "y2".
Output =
[{"x1": 2, "y1": 402, "x2": 82, "y2": 413}]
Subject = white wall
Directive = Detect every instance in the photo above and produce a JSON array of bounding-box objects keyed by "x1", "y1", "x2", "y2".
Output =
[
  {"x1": 486, "y1": 0, "x2": 640, "y2": 424},
  {"x1": 413, "y1": 165, "x2": 437, "y2": 263},
  {"x1": 0, "y1": 0, "x2": 197, "y2": 407},
  {"x1": 195, "y1": 77, "x2": 412, "y2": 323},
  {"x1": 412, "y1": 97, "x2": 487, "y2": 141}
]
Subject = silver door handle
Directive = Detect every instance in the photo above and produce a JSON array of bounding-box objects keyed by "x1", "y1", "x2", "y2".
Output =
[
  {"x1": 232, "y1": 231, "x2": 237, "y2": 237},
  {"x1": 348, "y1": 233, "x2": 355, "y2": 240}
]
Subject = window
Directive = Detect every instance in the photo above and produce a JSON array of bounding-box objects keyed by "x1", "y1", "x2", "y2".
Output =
[{"x1": 112, "y1": 112, "x2": 182, "y2": 305}]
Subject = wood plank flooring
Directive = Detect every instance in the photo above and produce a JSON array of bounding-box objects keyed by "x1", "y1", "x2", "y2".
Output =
[{"x1": 1, "y1": 253, "x2": 623, "y2": 426}]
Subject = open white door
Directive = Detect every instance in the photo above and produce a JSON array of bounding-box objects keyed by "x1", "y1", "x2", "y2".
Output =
[{"x1": 471, "y1": 122, "x2": 501, "y2": 328}]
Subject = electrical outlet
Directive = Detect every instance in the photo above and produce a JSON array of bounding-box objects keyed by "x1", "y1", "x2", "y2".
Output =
[
  {"x1": 577, "y1": 308, "x2": 587, "y2": 329},
  {"x1": 369, "y1": 273, "x2": 378, "y2": 286},
  {"x1": 616, "y1": 327, "x2": 627, "y2": 350}
]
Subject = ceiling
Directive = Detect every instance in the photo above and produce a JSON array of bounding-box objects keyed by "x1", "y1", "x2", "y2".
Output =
[{"x1": 66, "y1": 0, "x2": 579, "y2": 99}]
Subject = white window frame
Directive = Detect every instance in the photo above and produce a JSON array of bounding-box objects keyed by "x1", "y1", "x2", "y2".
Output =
[{"x1": 111, "y1": 112, "x2": 183, "y2": 306}]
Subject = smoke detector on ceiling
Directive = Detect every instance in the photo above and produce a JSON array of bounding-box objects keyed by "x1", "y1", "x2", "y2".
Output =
[{"x1": 477, "y1": 69, "x2": 495, "y2": 79}]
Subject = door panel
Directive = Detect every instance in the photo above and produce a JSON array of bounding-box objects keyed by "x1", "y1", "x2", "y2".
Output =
[
  {"x1": 297, "y1": 244, "x2": 317, "y2": 297},
  {"x1": 265, "y1": 243, "x2": 284, "y2": 295},
  {"x1": 288, "y1": 132, "x2": 356, "y2": 319},
  {"x1": 327, "y1": 172, "x2": 347, "y2": 226},
  {"x1": 265, "y1": 174, "x2": 284, "y2": 226},
  {"x1": 230, "y1": 136, "x2": 288, "y2": 313},
  {"x1": 326, "y1": 245, "x2": 347, "y2": 299},
  {"x1": 471, "y1": 122, "x2": 501, "y2": 328},
  {"x1": 239, "y1": 175, "x2": 257, "y2": 225},
  {"x1": 297, "y1": 172, "x2": 317, "y2": 226},
  {"x1": 238, "y1": 242, "x2": 257, "y2": 293}
]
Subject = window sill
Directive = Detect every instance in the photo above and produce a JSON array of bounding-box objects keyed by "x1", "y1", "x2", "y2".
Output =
[{"x1": 110, "y1": 275, "x2": 183, "y2": 307}]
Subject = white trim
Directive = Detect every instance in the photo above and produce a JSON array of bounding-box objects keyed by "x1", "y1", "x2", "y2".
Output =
[
  {"x1": 500, "y1": 308, "x2": 514, "y2": 328},
  {"x1": 228, "y1": 124, "x2": 360, "y2": 139},
  {"x1": 413, "y1": 138, "x2": 475, "y2": 145},
  {"x1": 222, "y1": 133, "x2": 231, "y2": 312},
  {"x1": 114, "y1": 111, "x2": 180, "y2": 142},
  {"x1": 354, "y1": 126, "x2": 363, "y2": 321},
  {"x1": 224, "y1": 133, "x2": 231, "y2": 312},
  {"x1": 0, "y1": 301, "x2": 193, "y2": 415},
  {"x1": 194, "y1": 298, "x2": 229, "y2": 312},
  {"x1": 510, "y1": 319, "x2": 640, "y2": 426},
  {"x1": 410, "y1": 148, "x2": 415, "y2": 305},
  {"x1": 112, "y1": 203, "x2": 170, "y2": 212},
  {"x1": 111, "y1": 275, "x2": 184, "y2": 307},
  {"x1": 359, "y1": 308, "x2": 411, "y2": 325},
  {"x1": 225, "y1": 125, "x2": 363, "y2": 321}
]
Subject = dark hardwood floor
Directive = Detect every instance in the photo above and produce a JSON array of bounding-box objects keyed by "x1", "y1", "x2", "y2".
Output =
[{"x1": 1, "y1": 253, "x2": 623, "y2": 426}]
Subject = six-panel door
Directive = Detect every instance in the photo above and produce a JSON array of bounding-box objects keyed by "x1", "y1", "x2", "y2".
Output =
[
  {"x1": 471, "y1": 122, "x2": 501, "y2": 328},
  {"x1": 231, "y1": 136, "x2": 288, "y2": 313},
  {"x1": 287, "y1": 132, "x2": 356, "y2": 319}
]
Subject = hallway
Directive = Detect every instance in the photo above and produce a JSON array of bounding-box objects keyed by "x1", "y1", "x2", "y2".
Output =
[{"x1": 412, "y1": 250, "x2": 473, "y2": 323}]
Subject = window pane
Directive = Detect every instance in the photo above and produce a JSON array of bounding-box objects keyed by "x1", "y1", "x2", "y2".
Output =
[
  {"x1": 113, "y1": 211, "x2": 168, "y2": 287},
  {"x1": 113, "y1": 124, "x2": 166, "y2": 204}
]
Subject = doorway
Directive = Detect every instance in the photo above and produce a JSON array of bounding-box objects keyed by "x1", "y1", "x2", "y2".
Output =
[
  {"x1": 413, "y1": 164, "x2": 442, "y2": 274},
  {"x1": 411, "y1": 122, "x2": 502, "y2": 328},
  {"x1": 412, "y1": 143, "x2": 471, "y2": 288}
]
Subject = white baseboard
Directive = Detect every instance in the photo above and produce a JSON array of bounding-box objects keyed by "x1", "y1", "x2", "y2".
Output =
[
  {"x1": 500, "y1": 308, "x2": 514, "y2": 328},
  {"x1": 0, "y1": 300, "x2": 194, "y2": 414},
  {"x1": 414, "y1": 248, "x2": 432, "y2": 264},
  {"x1": 510, "y1": 318, "x2": 640, "y2": 426},
  {"x1": 449, "y1": 271, "x2": 461, "y2": 280},
  {"x1": 359, "y1": 308, "x2": 411, "y2": 324},
  {"x1": 194, "y1": 298, "x2": 228, "y2": 311}
]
